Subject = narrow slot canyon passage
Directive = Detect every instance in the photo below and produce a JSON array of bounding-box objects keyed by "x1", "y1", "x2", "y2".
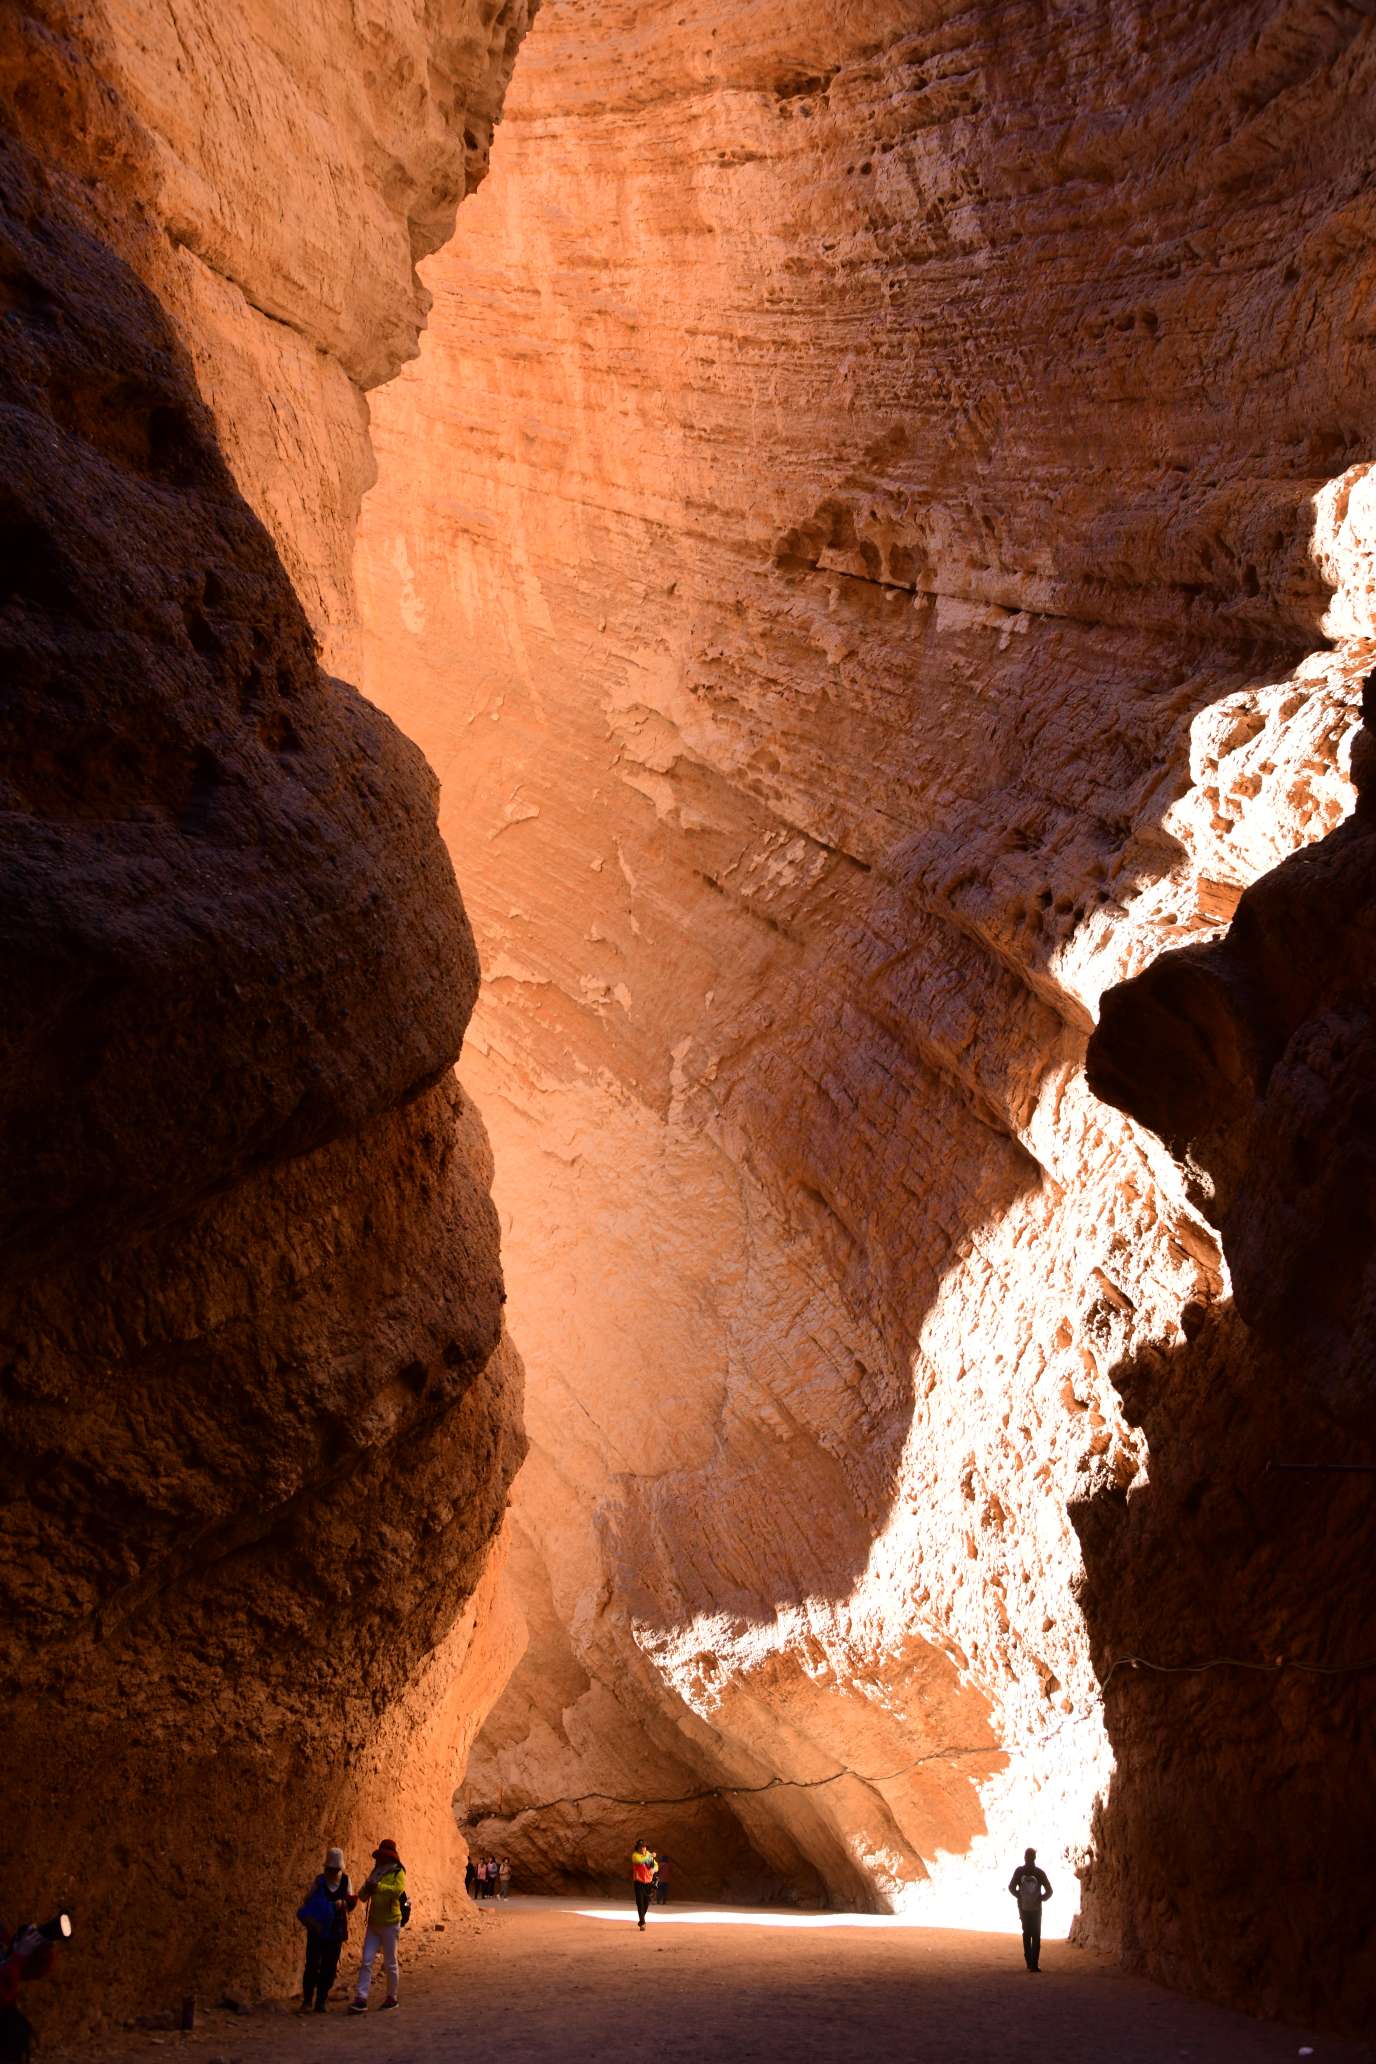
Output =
[
  {"x1": 354, "y1": 0, "x2": 1376, "y2": 2024},
  {"x1": 1, "y1": 0, "x2": 1374, "y2": 2056}
]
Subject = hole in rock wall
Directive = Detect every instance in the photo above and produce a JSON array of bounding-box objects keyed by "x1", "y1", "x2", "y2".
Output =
[{"x1": 352, "y1": 0, "x2": 1376, "y2": 2027}]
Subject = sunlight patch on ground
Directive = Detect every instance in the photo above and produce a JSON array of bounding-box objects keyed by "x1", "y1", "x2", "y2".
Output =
[{"x1": 563, "y1": 1901, "x2": 1067, "y2": 1940}]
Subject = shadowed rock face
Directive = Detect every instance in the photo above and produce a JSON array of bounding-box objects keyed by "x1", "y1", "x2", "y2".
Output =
[
  {"x1": 1082, "y1": 687, "x2": 1376, "y2": 2027},
  {"x1": 355, "y1": 0, "x2": 1376, "y2": 2018},
  {"x1": 0, "y1": 0, "x2": 531, "y2": 2030},
  {"x1": 0, "y1": 135, "x2": 469, "y2": 1264},
  {"x1": 1091, "y1": 684, "x2": 1376, "y2": 1384}
]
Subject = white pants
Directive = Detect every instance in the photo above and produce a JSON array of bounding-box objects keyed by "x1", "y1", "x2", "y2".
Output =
[{"x1": 354, "y1": 1923, "x2": 399, "y2": 2003}]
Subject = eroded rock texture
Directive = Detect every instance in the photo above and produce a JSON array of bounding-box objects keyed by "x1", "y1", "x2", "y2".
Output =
[
  {"x1": 1, "y1": 0, "x2": 530, "y2": 2029},
  {"x1": 356, "y1": 0, "x2": 1376, "y2": 2017},
  {"x1": 1084, "y1": 670, "x2": 1376, "y2": 2027}
]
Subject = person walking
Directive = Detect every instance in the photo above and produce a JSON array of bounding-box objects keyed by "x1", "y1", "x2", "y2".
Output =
[
  {"x1": 498, "y1": 1858, "x2": 512, "y2": 1901},
  {"x1": 1007, "y1": 1847, "x2": 1052, "y2": 1971},
  {"x1": 349, "y1": 1839, "x2": 407, "y2": 2014},
  {"x1": 464, "y1": 1856, "x2": 477, "y2": 1901},
  {"x1": 297, "y1": 1846, "x2": 356, "y2": 2013},
  {"x1": 654, "y1": 1854, "x2": 670, "y2": 1906},
  {"x1": 631, "y1": 1840, "x2": 657, "y2": 1930}
]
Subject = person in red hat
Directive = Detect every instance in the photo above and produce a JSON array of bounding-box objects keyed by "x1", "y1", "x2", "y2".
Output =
[{"x1": 348, "y1": 1840, "x2": 408, "y2": 2014}]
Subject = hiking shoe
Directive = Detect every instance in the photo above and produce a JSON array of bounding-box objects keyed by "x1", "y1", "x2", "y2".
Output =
[
  {"x1": 348, "y1": 2001, "x2": 368, "y2": 2014},
  {"x1": 379, "y1": 1998, "x2": 398, "y2": 2012}
]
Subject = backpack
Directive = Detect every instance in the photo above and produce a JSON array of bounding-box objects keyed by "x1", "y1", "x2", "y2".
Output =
[
  {"x1": 398, "y1": 1892, "x2": 412, "y2": 1929},
  {"x1": 296, "y1": 1884, "x2": 337, "y2": 1935}
]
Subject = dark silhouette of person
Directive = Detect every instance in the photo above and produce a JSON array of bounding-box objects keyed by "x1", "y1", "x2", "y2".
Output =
[
  {"x1": 654, "y1": 1853, "x2": 670, "y2": 1905},
  {"x1": 1008, "y1": 1847, "x2": 1052, "y2": 1970}
]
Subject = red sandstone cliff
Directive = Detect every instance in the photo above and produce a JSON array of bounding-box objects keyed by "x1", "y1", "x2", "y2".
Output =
[
  {"x1": 356, "y1": 0, "x2": 1376, "y2": 2022},
  {"x1": 3, "y1": 0, "x2": 1373, "y2": 2034},
  {"x1": 0, "y1": 0, "x2": 531, "y2": 2032}
]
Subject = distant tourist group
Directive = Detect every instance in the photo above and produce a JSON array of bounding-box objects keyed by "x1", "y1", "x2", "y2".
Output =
[
  {"x1": 295, "y1": 1832, "x2": 1050, "y2": 2011},
  {"x1": 465, "y1": 1855, "x2": 512, "y2": 1900}
]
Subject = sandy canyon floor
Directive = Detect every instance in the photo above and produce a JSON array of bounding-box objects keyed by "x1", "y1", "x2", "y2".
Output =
[{"x1": 49, "y1": 1898, "x2": 1369, "y2": 2064}]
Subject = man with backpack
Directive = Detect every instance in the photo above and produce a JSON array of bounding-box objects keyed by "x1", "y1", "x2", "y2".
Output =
[
  {"x1": 349, "y1": 1839, "x2": 408, "y2": 2014},
  {"x1": 1007, "y1": 1847, "x2": 1052, "y2": 1971}
]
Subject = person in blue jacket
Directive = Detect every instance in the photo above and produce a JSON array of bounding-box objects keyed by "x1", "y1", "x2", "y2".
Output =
[{"x1": 299, "y1": 1847, "x2": 357, "y2": 2012}]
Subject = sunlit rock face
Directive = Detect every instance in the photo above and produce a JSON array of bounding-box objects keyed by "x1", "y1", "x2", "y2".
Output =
[
  {"x1": 97, "y1": 0, "x2": 533, "y2": 676},
  {"x1": 0, "y1": 0, "x2": 530, "y2": 2028},
  {"x1": 357, "y1": 0, "x2": 1376, "y2": 2015}
]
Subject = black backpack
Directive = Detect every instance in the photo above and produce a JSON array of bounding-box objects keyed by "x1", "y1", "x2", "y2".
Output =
[{"x1": 398, "y1": 1891, "x2": 412, "y2": 1929}]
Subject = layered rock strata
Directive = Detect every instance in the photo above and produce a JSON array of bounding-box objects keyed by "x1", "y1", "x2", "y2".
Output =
[
  {"x1": 357, "y1": 0, "x2": 1376, "y2": 2019},
  {"x1": 1, "y1": 0, "x2": 530, "y2": 2030}
]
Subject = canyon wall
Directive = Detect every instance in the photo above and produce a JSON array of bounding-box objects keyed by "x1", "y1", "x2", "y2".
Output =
[
  {"x1": 1083, "y1": 658, "x2": 1376, "y2": 2029},
  {"x1": 357, "y1": 0, "x2": 1376, "y2": 2020},
  {"x1": 0, "y1": 0, "x2": 531, "y2": 2032}
]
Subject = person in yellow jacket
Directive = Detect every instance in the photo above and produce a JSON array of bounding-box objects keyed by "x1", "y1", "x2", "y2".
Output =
[
  {"x1": 631, "y1": 1840, "x2": 657, "y2": 1930},
  {"x1": 348, "y1": 1840, "x2": 407, "y2": 2014}
]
